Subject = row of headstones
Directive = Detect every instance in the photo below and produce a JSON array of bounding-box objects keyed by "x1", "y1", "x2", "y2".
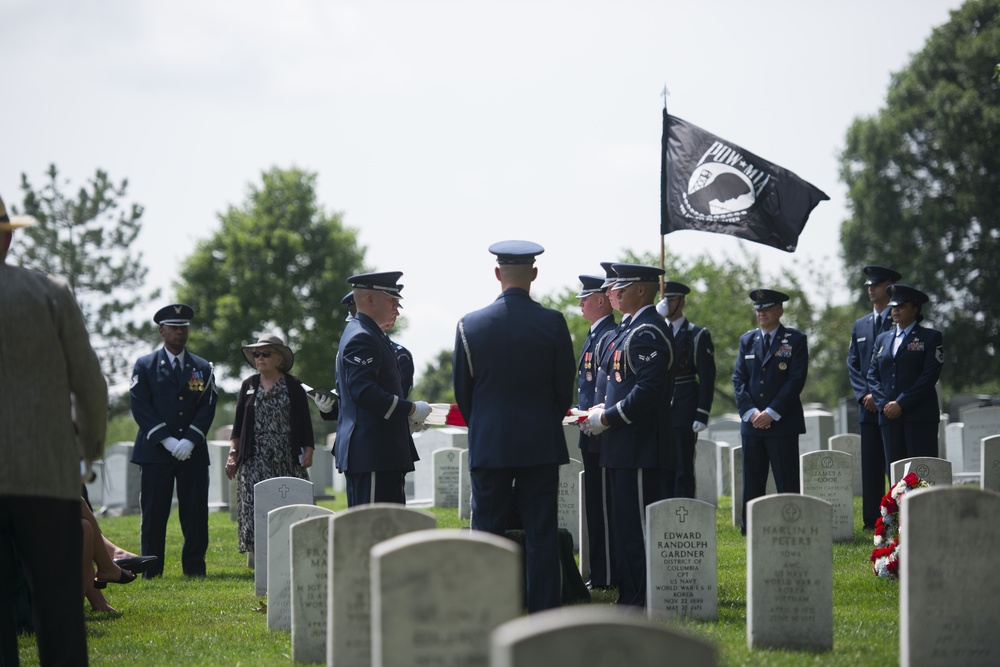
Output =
[
  {"x1": 254, "y1": 475, "x2": 1000, "y2": 665},
  {"x1": 251, "y1": 476, "x2": 718, "y2": 666},
  {"x1": 83, "y1": 433, "x2": 336, "y2": 515}
]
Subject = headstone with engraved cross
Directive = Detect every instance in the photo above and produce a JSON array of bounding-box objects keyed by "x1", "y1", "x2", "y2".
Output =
[
  {"x1": 254, "y1": 477, "x2": 314, "y2": 596},
  {"x1": 645, "y1": 498, "x2": 718, "y2": 621}
]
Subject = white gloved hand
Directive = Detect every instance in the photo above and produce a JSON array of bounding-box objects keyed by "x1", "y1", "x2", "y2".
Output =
[
  {"x1": 408, "y1": 418, "x2": 427, "y2": 435},
  {"x1": 692, "y1": 421, "x2": 707, "y2": 433},
  {"x1": 583, "y1": 408, "x2": 610, "y2": 436},
  {"x1": 655, "y1": 298, "x2": 669, "y2": 319},
  {"x1": 312, "y1": 393, "x2": 336, "y2": 413},
  {"x1": 161, "y1": 437, "x2": 180, "y2": 454},
  {"x1": 410, "y1": 400, "x2": 432, "y2": 424},
  {"x1": 174, "y1": 438, "x2": 195, "y2": 461}
]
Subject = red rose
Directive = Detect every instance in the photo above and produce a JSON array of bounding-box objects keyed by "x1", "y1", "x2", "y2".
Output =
[
  {"x1": 902, "y1": 472, "x2": 919, "y2": 487},
  {"x1": 886, "y1": 559, "x2": 900, "y2": 576},
  {"x1": 883, "y1": 498, "x2": 899, "y2": 515}
]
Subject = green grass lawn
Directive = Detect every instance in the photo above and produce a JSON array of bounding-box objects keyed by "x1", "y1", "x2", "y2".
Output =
[{"x1": 19, "y1": 495, "x2": 898, "y2": 666}]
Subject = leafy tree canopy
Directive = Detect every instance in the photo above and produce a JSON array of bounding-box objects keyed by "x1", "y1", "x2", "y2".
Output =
[
  {"x1": 13, "y1": 164, "x2": 159, "y2": 386},
  {"x1": 840, "y1": 0, "x2": 1000, "y2": 394},
  {"x1": 175, "y1": 167, "x2": 366, "y2": 387}
]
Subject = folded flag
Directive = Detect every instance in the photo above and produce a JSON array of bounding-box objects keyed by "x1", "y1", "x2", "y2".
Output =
[{"x1": 426, "y1": 405, "x2": 586, "y2": 428}]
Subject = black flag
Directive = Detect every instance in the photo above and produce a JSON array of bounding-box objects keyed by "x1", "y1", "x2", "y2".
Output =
[{"x1": 660, "y1": 110, "x2": 829, "y2": 252}]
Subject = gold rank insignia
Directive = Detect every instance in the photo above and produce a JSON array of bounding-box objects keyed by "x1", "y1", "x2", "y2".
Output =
[{"x1": 779, "y1": 362, "x2": 787, "y2": 371}]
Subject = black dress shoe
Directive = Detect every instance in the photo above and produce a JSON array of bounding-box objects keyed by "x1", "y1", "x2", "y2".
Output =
[{"x1": 113, "y1": 555, "x2": 159, "y2": 575}]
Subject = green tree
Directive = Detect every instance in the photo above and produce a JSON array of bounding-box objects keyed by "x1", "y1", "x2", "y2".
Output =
[
  {"x1": 12, "y1": 164, "x2": 159, "y2": 385},
  {"x1": 412, "y1": 349, "x2": 456, "y2": 404},
  {"x1": 175, "y1": 167, "x2": 366, "y2": 385},
  {"x1": 839, "y1": 0, "x2": 1000, "y2": 398}
]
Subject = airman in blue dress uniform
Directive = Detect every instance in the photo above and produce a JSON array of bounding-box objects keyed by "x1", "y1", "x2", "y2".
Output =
[
  {"x1": 846, "y1": 265, "x2": 900, "y2": 528},
  {"x1": 732, "y1": 289, "x2": 808, "y2": 535},
  {"x1": 574, "y1": 273, "x2": 618, "y2": 590},
  {"x1": 583, "y1": 263, "x2": 676, "y2": 606},
  {"x1": 334, "y1": 272, "x2": 431, "y2": 506},
  {"x1": 656, "y1": 280, "x2": 716, "y2": 498},
  {"x1": 130, "y1": 303, "x2": 218, "y2": 577},
  {"x1": 454, "y1": 240, "x2": 576, "y2": 613},
  {"x1": 867, "y1": 284, "x2": 944, "y2": 465}
]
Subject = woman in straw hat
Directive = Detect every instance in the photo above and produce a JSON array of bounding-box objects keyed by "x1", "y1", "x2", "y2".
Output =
[{"x1": 226, "y1": 334, "x2": 314, "y2": 563}]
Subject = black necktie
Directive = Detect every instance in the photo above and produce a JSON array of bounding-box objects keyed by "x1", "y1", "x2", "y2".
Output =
[
  {"x1": 173, "y1": 357, "x2": 184, "y2": 385},
  {"x1": 875, "y1": 314, "x2": 883, "y2": 335},
  {"x1": 763, "y1": 333, "x2": 771, "y2": 351}
]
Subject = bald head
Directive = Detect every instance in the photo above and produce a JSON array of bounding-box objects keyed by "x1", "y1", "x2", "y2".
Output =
[{"x1": 496, "y1": 263, "x2": 537, "y2": 292}]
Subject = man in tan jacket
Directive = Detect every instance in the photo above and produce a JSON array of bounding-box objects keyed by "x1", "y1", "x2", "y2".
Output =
[{"x1": 0, "y1": 193, "x2": 107, "y2": 666}]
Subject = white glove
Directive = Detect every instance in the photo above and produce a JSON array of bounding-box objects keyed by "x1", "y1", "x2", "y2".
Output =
[
  {"x1": 408, "y1": 418, "x2": 427, "y2": 435},
  {"x1": 312, "y1": 393, "x2": 336, "y2": 413},
  {"x1": 583, "y1": 408, "x2": 610, "y2": 436},
  {"x1": 410, "y1": 400, "x2": 432, "y2": 424},
  {"x1": 655, "y1": 298, "x2": 669, "y2": 318},
  {"x1": 161, "y1": 437, "x2": 180, "y2": 454},
  {"x1": 174, "y1": 438, "x2": 195, "y2": 461},
  {"x1": 692, "y1": 421, "x2": 707, "y2": 433}
]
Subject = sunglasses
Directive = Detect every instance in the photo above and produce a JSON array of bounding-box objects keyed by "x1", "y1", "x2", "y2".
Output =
[{"x1": 252, "y1": 351, "x2": 272, "y2": 359}]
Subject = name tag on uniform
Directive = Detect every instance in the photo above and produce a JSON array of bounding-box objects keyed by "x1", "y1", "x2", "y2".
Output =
[
  {"x1": 857, "y1": 336, "x2": 867, "y2": 343},
  {"x1": 744, "y1": 354, "x2": 755, "y2": 359}
]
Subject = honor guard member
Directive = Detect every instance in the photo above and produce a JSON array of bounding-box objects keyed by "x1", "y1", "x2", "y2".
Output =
[
  {"x1": 846, "y1": 265, "x2": 900, "y2": 528},
  {"x1": 334, "y1": 272, "x2": 431, "y2": 506},
  {"x1": 583, "y1": 263, "x2": 676, "y2": 607},
  {"x1": 129, "y1": 304, "x2": 218, "y2": 577},
  {"x1": 655, "y1": 281, "x2": 716, "y2": 498},
  {"x1": 575, "y1": 274, "x2": 618, "y2": 590},
  {"x1": 732, "y1": 289, "x2": 808, "y2": 535},
  {"x1": 312, "y1": 291, "x2": 358, "y2": 421},
  {"x1": 454, "y1": 241, "x2": 576, "y2": 613},
  {"x1": 867, "y1": 285, "x2": 944, "y2": 465}
]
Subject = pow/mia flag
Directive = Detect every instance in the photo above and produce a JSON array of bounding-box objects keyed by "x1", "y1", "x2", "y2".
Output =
[{"x1": 660, "y1": 110, "x2": 829, "y2": 252}]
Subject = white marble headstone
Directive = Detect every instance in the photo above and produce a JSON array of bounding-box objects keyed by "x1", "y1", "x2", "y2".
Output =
[
  {"x1": 458, "y1": 448, "x2": 471, "y2": 520},
  {"x1": 900, "y1": 486, "x2": 1000, "y2": 666},
  {"x1": 800, "y1": 450, "x2": 854, "y2": 542},
  {"x1": 558, "y1": 458, "x2": 583, "y2": 551},
  {"x1": 747, "y1": 494, "x2": 833, "y2": 651},
  {"x1": 828, "y1": 433, "x2": 863, "y2": 496},
  {"x1": 890, "y1": 457, "x2": 952, "y2": 488},
  {"x1": 254, "y1": 476, "x2": 314, "y2": 595},
  {"x1": 432, "y1": 447, "x2": 462, "y2": 508},
  {"x1": 371, "y1": 529, "x2": 521, "y2": 667},
  {"x1": 490, "y1": 606, "x2": 717, "y2": 667},
  {"x1": 982, "y1": 435, "x2": 1000, "y2": 492},
  {"x1": 693, "y1": 438, "x2": 720, "y2": 505},
  {"x1": 290, "y1": 514, "x2": 335, "y2": 664},
  {"x1": 961, "y1": 406, "x2": 1000, "y2": 474},
  {"x1": 645, "y1": 498, "x2": 717, "y2": 621},
  {"x1": 800, "y1": 409, "x2": 834, "y2": 456},
  {"x1": 266, "y1": 504, "x2": 333, "y2": 631},
  {"x1": 410, "y1": 428, "x2": 468, "y2": 503},
  {"x1": 327, "y1": 505, "x2": 436, "y2": 667},
  {"x1": 944, "y1": 422, "x2": 965, "y2": 473}
]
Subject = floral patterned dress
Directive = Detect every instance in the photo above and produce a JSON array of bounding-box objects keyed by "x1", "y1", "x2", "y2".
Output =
[{"x1": 237, "y1": 376, "x2": 309, "y2": 553}]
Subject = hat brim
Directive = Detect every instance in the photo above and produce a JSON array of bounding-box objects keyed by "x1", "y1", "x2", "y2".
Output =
[{"x1": 242, "y1": 342, "x2": 294, "y2": 372}]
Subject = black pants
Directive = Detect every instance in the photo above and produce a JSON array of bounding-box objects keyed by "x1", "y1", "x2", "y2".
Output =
[
  {"x1": 579, "y1": 449, "x2": 614, "y2": 587},
  {"x1": 741, "y1": 434, "x2": 800, "y2": 534},
  {"x1": 345, "y1": 470, "x2": 406, "y2": 507},
  {"x1": 0, "y1": 495, "x2": 88, "y2": 666},
  {"x1": 607, "y1": 467, "x2": 668, "y2": 607},
  {"x1": 673, "y1": 427, "x2": 698, "y2": 498},
  {"x1": 471, "y1": 465, "x2": 561, "y2": 613},
  {"x1": 859, "y1": 421, "x2": 887, "y2": 528},
  {"x1": 139, "y1": 462, "x2": 209, "y2": 577}
]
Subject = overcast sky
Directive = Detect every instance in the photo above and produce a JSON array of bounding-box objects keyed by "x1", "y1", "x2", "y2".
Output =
[{"x1": 2, "y1": 0, "x2": 963, "y2": 382}]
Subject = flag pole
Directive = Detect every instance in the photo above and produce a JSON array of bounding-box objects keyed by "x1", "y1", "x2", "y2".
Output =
[{"x1": 659, "y1": 84, "x2": 670, "y2": 299}]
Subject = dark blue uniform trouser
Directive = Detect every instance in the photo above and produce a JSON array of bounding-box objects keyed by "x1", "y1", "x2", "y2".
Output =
[
  {"x1": 0, "y1": 496, "x2": 87, "y2": 666},
  {"x1": 740, "y1": 434, "x2": 800, "y2": 534},
  {"x1": 470, "y1": 464, "x2": 561, "y2": 613},
  {"x1": 859, "y1": 421, "x2": 887, "y2": 528},
  {"x1": 607, "y1": 467, "x2": 668, "y2": 607},
  {"x1": 881, "y1": 421, "x2": 939, "y2": 472},
  {"x1": 579, "y1": 448, "x2": 614, "y2": 587},
  {"x1": 673, "y1": 427, "x2": 698, "y2": 498},
  {"x1": 345, "y1": 471, "x2": 406, "y2": 507},
  {"x1": 140, "y1": 462, "x2": 209, "y2": 577}
]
